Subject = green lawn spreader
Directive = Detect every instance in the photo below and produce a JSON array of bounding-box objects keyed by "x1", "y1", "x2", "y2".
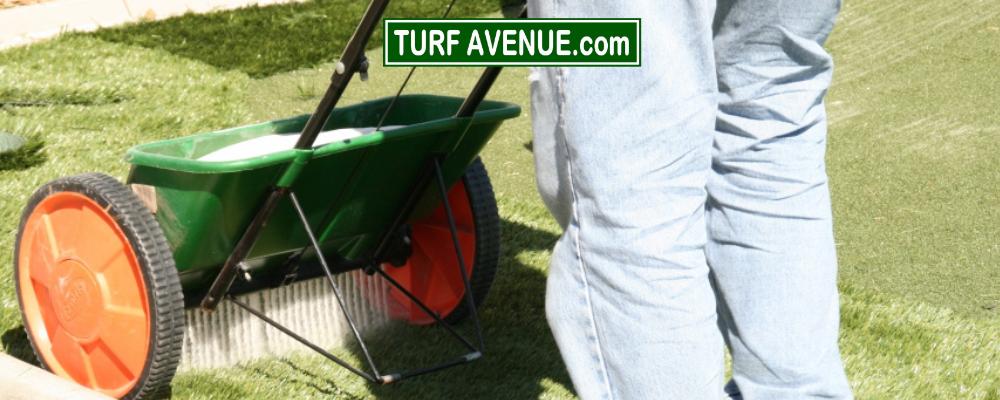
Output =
[{"x1": 12, "y1": 1, "x2": 523, "y2": 398}]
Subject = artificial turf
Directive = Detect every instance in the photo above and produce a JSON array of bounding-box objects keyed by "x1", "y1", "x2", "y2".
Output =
[
  {"x1": 91, "y1": 0, "x2": 521, "y2": 78},
  {"x1": 823, "y1": 0, "x2": 1000, "y2": 319},
  {"x1": 0, "y1": 0, "x2": 997, "y2": 398}
]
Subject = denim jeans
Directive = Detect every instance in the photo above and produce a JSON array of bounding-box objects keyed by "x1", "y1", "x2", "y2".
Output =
[{"x1": 529, "y1": 1, "x2": 852, "y2": 399}]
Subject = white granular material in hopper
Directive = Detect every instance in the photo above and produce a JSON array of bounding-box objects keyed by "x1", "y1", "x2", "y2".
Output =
[{"x1": 198, "y1": 126, "x2": 404, "y2": 162}]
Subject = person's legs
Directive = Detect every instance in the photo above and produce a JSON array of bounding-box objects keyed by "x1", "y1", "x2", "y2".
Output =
[
  {"x1": 707, "y1": 1, "x2": 852, "y2": 399},
  {"x1": 530, "y1": 1, "x2": 723, "y2": 399}
]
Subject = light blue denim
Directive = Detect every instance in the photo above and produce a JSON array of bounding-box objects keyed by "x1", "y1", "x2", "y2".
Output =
[{"x1": 529, "y1": 1, "x2": 852, "y2": 399}]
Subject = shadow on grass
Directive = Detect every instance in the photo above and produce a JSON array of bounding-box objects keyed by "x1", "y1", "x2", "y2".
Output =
[
  {"x1": 2, "y1": 325, "x2": 39, "y2": 367},
  {"x1": 0, "y1": 136, "x2": 46, "y2": 171},
  {"x1": 360, "y1": 218, "x2": 571, "y2": 399},
  {"x1": 248, "y1": 360, "x2": 366, "y2": 400},
  {"x1": 242, "y1": 218, "x2": 572, "y2": 399}
]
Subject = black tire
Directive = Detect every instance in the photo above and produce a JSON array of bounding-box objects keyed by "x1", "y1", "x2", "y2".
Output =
[
  {"x1": 14, "y1": 173, "x2": 184, "y2": 400},
  {"x1": 442, "y1": 157, "x2": 500, "y2": 324}
]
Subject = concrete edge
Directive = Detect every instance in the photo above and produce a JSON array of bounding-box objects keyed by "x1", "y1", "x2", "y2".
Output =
[
  {"x1": 0, "y1": 0, "x2": 307, "y2": 50},
  {"x1": 0, "y1": 353, "x2": 113, "y2": 400}
]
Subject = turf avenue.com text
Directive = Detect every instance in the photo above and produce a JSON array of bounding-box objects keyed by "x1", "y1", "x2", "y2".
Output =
[{"x1": 391, "y1": 28, "x2": 632, "y2": 57}]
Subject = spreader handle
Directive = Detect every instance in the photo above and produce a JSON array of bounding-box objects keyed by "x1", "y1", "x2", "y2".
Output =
[
  {"x1": 201, "y1": 0, "x2": 393, "y2": 309},
  {"x1": 295, "y1": 0, "x2": 391, "y2": 150}
]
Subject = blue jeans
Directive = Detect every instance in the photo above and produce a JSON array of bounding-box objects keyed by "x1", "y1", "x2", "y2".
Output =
[{"x1": 529, "y1": 1, "x2": 852, "y2": 399}]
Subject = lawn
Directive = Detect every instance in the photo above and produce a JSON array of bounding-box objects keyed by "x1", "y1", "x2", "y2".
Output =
[
  {"x1": 824, "y1": 0, "x2": 1000, "y2": 320},
  {"x1": 91, "y1": 0, "x2": 522, "y2": 78},
  {"x1": 1, "y1": 0, "x2": 998, "y2": 399}
]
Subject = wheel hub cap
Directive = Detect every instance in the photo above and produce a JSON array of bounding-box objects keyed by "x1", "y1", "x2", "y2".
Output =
[{"x1": 50, "y1": 258, "x2": 103, "y2": 341}]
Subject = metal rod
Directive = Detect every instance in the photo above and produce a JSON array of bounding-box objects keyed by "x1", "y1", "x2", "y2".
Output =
[
  {"x1": 375, "y1": 66, "x2": 417, "y2": 130},
  {"x1": 201, "y1": 187, "x2": 288, "y2": 310},
  {"x1": 226, "y1": 296, "x2": 378, "y2": 382},
  {"x1": 374, "y1": 0, "x2": 462, "y2": 130},
  {"x1": 371, "y1": 267, "x2": 478, "y2": 352},
  {"x1": 431, "y1": 158, "x2": 486, "y2": 352},
  {"x1": 276, "y1": 148, "x2": 373, "y2": 271},
  {"x1": 379, "y1": 351, "x2": 482, "y2": 384},
  {"x1": 288, "y1": 192, "x2": 382, "y2": 378},
  {"x1": 295, "y1": 0, "x2": 391, "y2": 149},
  {"x1": 453, "y1": 7, "x2": 527, "y2": 118},
  {"x1": 455, "y1": 67, "x2": 503, "y2": 118}
]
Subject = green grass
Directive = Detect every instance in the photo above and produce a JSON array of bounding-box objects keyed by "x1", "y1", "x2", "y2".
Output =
[
  {"x1": 0, "y1": 0, "x2": 998, "y2": 398},
  {"x1": 824, "y1": 0, "x2": 1000, "y2": 319},
  {"x1": 91, "y1": 0, "x2": 520, "y2": 78},
  {"x1": 0, "y1": 35, "x2": 252, "y2": 335},
  {"x1": 0, "y1": 134, "x2": 45, "y2": 171}
]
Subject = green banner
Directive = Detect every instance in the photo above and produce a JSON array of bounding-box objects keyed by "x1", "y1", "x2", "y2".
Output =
[{"x1": 383, "y1": 19, "x2": 641, "y2": 67}]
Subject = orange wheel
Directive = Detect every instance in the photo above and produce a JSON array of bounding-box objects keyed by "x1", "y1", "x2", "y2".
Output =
[
  {"x1": 383, "y1": 158, "x2": 500, "y2": 325},
  {"x1": 14, "y1": 173, "x2": 183, "y2": 399}
]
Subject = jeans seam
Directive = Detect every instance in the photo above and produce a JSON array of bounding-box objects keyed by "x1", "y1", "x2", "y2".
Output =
[{"x1": 556, "y1": 67, "x2": 615, "y2": 400}]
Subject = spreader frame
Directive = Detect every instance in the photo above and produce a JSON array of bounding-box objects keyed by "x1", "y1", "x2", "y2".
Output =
[
  {"x1": 223, "y1": 157, "x2": 486, "y2": 384},
  {"x1": 189, "y1": 0, "x2": 521, "y2": 385}
]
